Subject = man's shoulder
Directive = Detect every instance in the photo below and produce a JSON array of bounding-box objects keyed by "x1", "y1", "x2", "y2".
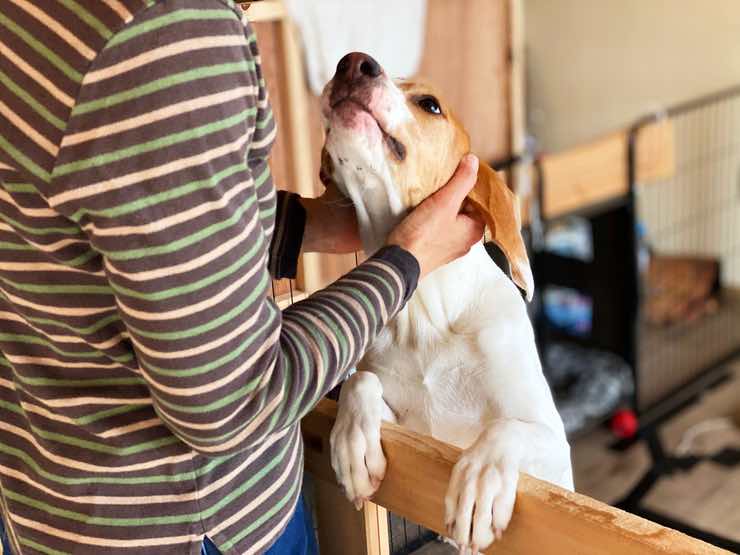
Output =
[{"x1": 82, "y1": 0, "x2": 246, "y2": 57}]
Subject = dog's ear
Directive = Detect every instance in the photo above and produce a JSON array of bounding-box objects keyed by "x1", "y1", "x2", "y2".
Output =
[{"x1": 467, "y1": 161, "x2": 534, "y2": 301}]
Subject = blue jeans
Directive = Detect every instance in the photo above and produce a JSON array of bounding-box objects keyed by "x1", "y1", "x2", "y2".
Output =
[
  {"x1": 0, "y1": 494, "x2": 317, "y2": 555},
  {"x1": 202, "y1": 493, "x2": 318, "y2": 555},
  {"x1": 0, "y1": 515, "x2": 11, "y2": 554}
]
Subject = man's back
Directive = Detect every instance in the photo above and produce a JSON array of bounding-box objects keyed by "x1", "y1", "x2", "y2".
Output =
[{"x1": 0, "y1": 2, "x2": 298, "y2": 553}]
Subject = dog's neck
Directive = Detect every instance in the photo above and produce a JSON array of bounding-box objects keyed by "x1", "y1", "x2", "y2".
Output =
[
  {"x1": 351, "y1": 176, "x2": 405, "y2": 255},
  {"x1": 328, "y1": 134, "x2": 408, "y2": 254},
  {"x1": 396, "y1": 243, "x2": 498, "y2": 338},
  {"x1": 341, "y1": 174, "x2": 499, "y2": 336},
  {"x1": 329, "y1": 139, "x2": 518, "y2": 340}
]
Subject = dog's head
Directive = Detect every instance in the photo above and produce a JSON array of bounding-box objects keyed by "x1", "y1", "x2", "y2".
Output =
[{"x1": 321, "y1": 52, "x2": 533, "y2": 300}]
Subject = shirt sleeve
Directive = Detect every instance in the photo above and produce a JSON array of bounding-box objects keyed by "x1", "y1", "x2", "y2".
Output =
[
  {"x1": 45, "y1": 0, "x2": 419, "y2": 456},
  {"x1": 269, "y1": 190, "x2": 305, "y2": 279}
]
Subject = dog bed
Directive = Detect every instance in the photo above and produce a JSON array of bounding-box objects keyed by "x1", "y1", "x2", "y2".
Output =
[{"x1": 544, "y1": 342, "x2": 634, "y2": 436}]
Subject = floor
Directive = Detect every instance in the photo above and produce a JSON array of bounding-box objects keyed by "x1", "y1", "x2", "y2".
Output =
[
  {"x1": 409, "y1": 358, "x2": 740, "y2": 554},
  {"x1": 572, "y1": 358, "x2": 740, "y2": 544}
]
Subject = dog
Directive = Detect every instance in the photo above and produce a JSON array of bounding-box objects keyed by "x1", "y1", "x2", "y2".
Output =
[{"x1": 321, "y1": 52, "x2": 573, "y2": 552}]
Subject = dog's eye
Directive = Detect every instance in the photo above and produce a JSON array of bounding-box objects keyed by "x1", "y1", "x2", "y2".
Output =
[{"x1": 416, "y1": 96, "x2": 442, "y2": 115}]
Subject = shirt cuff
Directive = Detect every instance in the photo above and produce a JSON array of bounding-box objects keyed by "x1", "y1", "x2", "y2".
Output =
[
  {"x1": 371, "y1": 245, "x2": 421, "y2": 305},
  {"x1": 269, "y1": 191, "x2": 306, "y2": 279}
]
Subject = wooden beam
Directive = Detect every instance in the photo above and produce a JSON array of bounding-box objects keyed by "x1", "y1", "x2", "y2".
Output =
[
  {"x1": 507, "y1": 0, "x2": 527, "y2": 196},
  {"x1": 541, "y1": 130, "x2": 628, "y2": 218},
  {"x1": 276, "y1": 12, "x2": 328, "y2": 294},
  {"x1": 636, "y1": 118, "x2": 675, "y2": 185},
  {"x1": 540, "y1": 120, "x2": 675, "y2": 218},
  {"x1": 302, "y1": 400, "x2": 729, "y2": 555}
]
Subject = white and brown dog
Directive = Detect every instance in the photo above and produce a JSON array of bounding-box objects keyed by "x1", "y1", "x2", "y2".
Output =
[{"x1": 322, "y1": 52, "x2": 573, "y2": 552}]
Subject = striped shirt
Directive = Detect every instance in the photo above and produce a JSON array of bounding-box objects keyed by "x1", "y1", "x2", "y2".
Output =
[{"x1": 0, "y1": 1, "x2": 419, "y2": 553}]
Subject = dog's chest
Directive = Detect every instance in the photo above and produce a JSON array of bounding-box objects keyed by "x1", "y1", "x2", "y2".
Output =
[{"x1": 362, "y1": 322, "x2": 491, "y2": 449}]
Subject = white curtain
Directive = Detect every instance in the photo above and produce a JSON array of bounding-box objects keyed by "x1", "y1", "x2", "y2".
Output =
[{"x1": 284, "y1": 0, "x2": 428, "y2": 95}]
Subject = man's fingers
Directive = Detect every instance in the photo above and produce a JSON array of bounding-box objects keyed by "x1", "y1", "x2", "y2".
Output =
[
  {"x1": 436, "y1": 154, "x2": 479, "y2": 207},
  {"x1": 460, "y1": 200, "x2": 486, "y2": 227}
]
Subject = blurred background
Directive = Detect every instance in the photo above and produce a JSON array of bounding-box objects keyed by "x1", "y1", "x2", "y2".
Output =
[
  {"x1": 526, "y1": 0, "x2": 740, "y2": 151},
  {"x1": 248, "y1": 1, "x2": 740, "y2": 553}
]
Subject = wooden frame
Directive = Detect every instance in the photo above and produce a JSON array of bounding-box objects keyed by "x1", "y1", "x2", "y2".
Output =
[
  {"x1": 303, "y1": 400, "x2": 730, "y2": 555},
  {"x1": 539, "y1": 119, "x2": 675, "y2": 219}
]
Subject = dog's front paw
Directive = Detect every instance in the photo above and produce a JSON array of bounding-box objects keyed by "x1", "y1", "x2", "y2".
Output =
[
  {"x1": 330, "y1": 372, "x2": 387, "y2": 509},
  {"x1": 444, "y1": 440, "x2": 519, "y2": 553}
]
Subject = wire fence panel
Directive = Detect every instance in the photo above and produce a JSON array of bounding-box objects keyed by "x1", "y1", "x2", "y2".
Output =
[{"x1": 634, "y1": 88, "x2": 740, "y2": 411}]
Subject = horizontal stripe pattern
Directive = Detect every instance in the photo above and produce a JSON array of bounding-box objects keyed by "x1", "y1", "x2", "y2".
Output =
[{"x1": 0, "y1": 1, "x2": 418, "y2": 554}]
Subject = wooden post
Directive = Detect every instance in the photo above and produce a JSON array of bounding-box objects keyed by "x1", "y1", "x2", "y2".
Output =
[
  {"x1": 303, "y1": 399, "x2": 730, "y2": 555},
  {"x1": 277, "y1": 14, "x2": 327, "y2": 294},
  {"x1": 313, "y1": 479, "x2": 390, "y2": 555},
  {"x1": 505, "y1": 0, "x2": 534, "y2": 231},
  {"x1": 363, "y1": 501, "x2": 391, "y2": 555}
]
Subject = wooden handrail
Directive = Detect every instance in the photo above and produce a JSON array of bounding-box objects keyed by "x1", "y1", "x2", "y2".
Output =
[
  {"x1": 302, "y1": 399, "x2": 729, "y2": 555},
  {"x1": 539, "y1": 119, "x2": 674, "y2": 218},
  {"x1": 504, "y1": 118, "x2": 674, "y2": 224}
]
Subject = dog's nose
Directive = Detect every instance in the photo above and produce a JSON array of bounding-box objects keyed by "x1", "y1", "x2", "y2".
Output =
[{"x1": 335, "y1": 52, "x2": 382, "y2": 81}]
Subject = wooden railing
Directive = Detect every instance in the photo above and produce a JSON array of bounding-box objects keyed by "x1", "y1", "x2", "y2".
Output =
[{"x1": 302, "y1": 400, "x2": 730, "y2": 555}]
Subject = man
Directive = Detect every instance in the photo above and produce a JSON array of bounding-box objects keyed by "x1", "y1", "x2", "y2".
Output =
[{"x1": 0, "y1": 1, "x2": 482, "y2": 553}]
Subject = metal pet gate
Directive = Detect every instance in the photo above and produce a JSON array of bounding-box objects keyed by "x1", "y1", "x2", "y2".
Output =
[
  {"x1": 533, "y1": 85, "x2": 740, "y2": 552},
  {"x1": 616, "y1": 86, "x2": 740, "y2": 552}
]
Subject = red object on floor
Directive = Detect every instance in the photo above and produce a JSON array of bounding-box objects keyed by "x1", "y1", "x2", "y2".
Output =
[{"x1": 610, "y1": 409, "x2": 638, "y2": 439}]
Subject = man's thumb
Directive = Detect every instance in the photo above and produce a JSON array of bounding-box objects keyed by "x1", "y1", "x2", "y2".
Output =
[{"x1": 440, "y1": 154, "x2": 479, "y2": 206}]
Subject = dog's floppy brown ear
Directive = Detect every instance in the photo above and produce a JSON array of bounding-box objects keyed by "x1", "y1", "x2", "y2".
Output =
[{"x1": 467, "y1": 161, "x2": 534, "y2": 301}]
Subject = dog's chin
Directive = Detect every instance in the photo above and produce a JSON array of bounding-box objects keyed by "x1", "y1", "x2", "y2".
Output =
[{"x1": 328, "y1": 103, "x2": 385, "y2": 148}]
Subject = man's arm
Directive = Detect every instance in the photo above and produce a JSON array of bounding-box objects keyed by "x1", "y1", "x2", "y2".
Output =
[
  {"x1": 46, "y1": 0, "x2": 418, "y2": 456},
  {"x1": 269, "y1": 185, "x2": 364, "y2": 279}
]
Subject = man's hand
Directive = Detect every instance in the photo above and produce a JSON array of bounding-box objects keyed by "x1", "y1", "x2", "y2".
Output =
[
  {"x1": 387, "y1": 154, "x2": 484, "y2": 278},
  {"x1": 300, "y1": 184, "x2": 363, "y2": 254}
]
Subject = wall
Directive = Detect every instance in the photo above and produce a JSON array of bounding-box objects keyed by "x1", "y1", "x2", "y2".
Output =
[{"x1": 525, "y1": 0, "x2": 740, "y2": 152}]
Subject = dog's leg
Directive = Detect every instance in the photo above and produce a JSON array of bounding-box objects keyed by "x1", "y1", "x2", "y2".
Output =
[
  {"x1": 330, "y1": 371, "x2": 396, "y2": 508},
  {"x1": 445, "y1": 419, "x2": 572, "y2": 552}
]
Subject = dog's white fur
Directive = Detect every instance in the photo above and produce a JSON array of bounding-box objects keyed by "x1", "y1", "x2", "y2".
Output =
[{"x1": 323, "y1": 69, "x2": 573, "y2": 552}]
